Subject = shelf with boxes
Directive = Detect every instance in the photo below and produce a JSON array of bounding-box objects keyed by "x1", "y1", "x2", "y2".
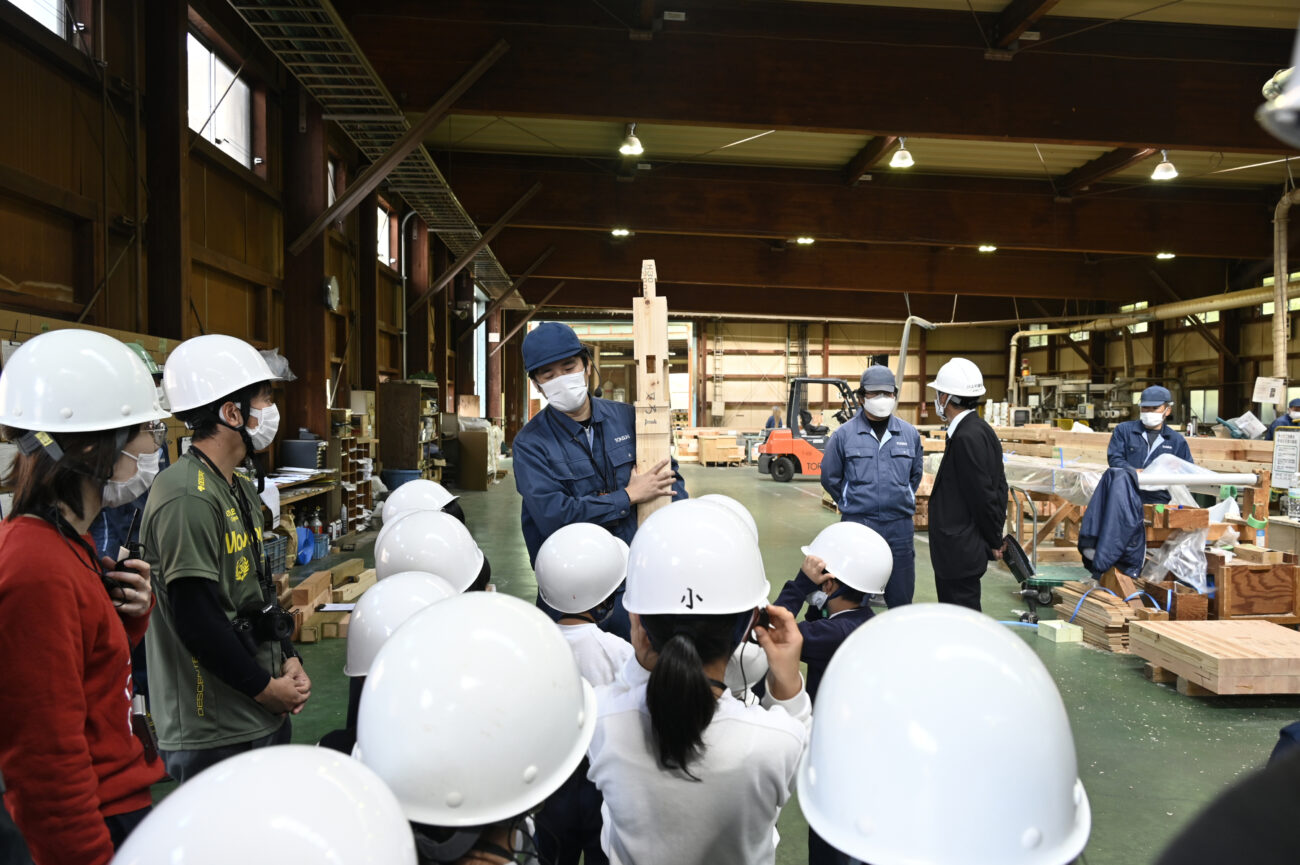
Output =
[{"x1": 378, "y1": 379, "x2": 444, "y2": 484}]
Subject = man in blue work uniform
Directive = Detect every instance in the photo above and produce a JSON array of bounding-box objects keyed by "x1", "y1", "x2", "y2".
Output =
[
  {"x1": 1267, "y1": 398, "x2": 1300, "y2": 441},
  {"x1": 819, "y1": 364, "x2": 924, "y2": 608},
  {"x1": 1107, "y1": 385, "x2": 1193, "y2": 505},
  {"x1": 513, "y1": 322, "x2": 687, "y2": 639}
]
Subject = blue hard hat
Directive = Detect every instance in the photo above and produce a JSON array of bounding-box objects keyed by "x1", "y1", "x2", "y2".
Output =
[
  {"x1": 522, "y1": 322, "x2": 585, "y2": 374},
  {"x1": 1290, "y1": 397, "x2": 1300, "y2": 409},
  {"x1": 859, "y1": 365, "x2": 897, "y2": 393},
  {"x1": 1140, "y1": 385, "x2": 1172, "y2": 406}
]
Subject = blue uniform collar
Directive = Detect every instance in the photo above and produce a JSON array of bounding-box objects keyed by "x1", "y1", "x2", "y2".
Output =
[
  {"x1": 852, "y1": 409, "x2": 906, "y2": 437},
  {"x1": 546, "y1": 396, "x2": 611, "y2": 439}
]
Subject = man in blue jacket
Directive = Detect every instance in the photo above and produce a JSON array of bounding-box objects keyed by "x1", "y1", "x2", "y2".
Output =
[
  {"x1": 819, "y1": 365, "x2": 924, "y2": 607},
  {"x1": 513, "y1": 322, "x2": 686, "y2": 638},
  {"x1": 1267, "y1": 398, "x2": 1300, "y2": 441},
  {"x1": 1106, "y1": 385, "x2": 1193, "y2": 505}
]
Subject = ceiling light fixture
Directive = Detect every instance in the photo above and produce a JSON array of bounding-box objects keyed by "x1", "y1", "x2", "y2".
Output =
[
  {"x1": 795, "y1": 236, "x2": 815, "y2": 245},
  {"x1": 1151, "y1": 150, "x2": 1178, "y2": 181},
  {"x1": 978, "y1": 244, "x2": 997, "y2": 253},
  {"x1": 1156, "y1": 252, "x2": 1176, "y2": 260},
  {"x1": 890, "y1": 137, "x2": 914, "y2": 169},
  {"x1": 618, "y1": 123, "x2": 644, "y2": 157},
  {"x1": 611, "y1": 227, "x2": 632, "y2": 237}
]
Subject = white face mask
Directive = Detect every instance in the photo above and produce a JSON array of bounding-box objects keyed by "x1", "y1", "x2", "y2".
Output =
[
  {"x1": 248, "y1": 404, "x2": 280, "y2": 451},
  {"x1": 102, "y1": 449, "x2": 160, "y2": 508},
  {"x1": 540, "y1": 371, "x2": 589, "y2": 414},
  {"x1": 863, "y1": 395, "x2": 896, "y2": 417},
  {"x1": 1290, "y1": 410, "x2": 1300, "y2": 421},
  {"x1": 1140, "y1": 411, "x2": 1165, "y2": 429}
]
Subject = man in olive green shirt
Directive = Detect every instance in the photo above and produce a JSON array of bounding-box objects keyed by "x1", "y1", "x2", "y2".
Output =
[{"x1": 142, "y1": 335, "x2": 308, "y2": 782}]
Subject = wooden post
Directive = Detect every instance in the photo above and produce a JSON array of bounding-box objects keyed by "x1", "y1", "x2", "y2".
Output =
[{"x1": 634, "y1": 260, "x2": 672, "y2": 525}]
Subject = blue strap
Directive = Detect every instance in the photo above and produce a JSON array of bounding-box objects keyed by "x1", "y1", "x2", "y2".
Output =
[
  {"x1": 1069, "y1": 586, "x2": 1119, "y2": 623},
  {"x1": 1124, "y1": 590, "x2": 1163, "y2": 612}
]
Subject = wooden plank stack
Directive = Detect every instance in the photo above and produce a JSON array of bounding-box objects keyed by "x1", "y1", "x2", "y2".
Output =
[
  {"x1": 1130, "y1": 620, "x2": 1300, "y2": 695},
  {"x1": 1052, "y1": 581, "x2": 1138, "y2": 652},
  {"x1": 290, "y1": 558, "x2": 371, "y2": 642}
]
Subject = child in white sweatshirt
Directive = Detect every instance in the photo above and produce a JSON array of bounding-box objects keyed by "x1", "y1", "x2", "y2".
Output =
[{"x1": 586, "y1": 499, "x2": 810, "y2": 865}]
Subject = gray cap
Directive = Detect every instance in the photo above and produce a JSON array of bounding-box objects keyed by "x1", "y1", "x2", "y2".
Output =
[{"x1": 859, "y1": 364, "x2": 897, "y2": 393}]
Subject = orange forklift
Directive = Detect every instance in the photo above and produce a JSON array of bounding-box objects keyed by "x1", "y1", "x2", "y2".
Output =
[{"x1": 757, "y1": 377, "x2": 857, "y2": 482}]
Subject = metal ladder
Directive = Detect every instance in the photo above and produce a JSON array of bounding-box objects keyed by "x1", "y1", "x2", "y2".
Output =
[{"x1": 785, "y1": 323, "x2": 808, "y2": 411}]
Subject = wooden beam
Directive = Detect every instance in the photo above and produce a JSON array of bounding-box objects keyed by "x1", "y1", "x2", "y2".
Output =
[
  {"x1": 843, "y1": 136, "x2": 898, "y2": 187},
  {"x1": 1030, "y1": 300, "x2": 1097, "y2": 373},
  {"x1": 993, "y1": 0, "x2": 1061, "y2": 49},
  {"x1": 458, "y1": 245, "x2": 555, "y2": 340},
  {"x1": 633, "y1": 260, "x2": 672, "y2": 525},
  {"x1": 287, "y1": 39, "x2": 509, "y2": 256},
  {"x1": 489, "y1": 228, "x2": 1231, "y2": 302},
  {"x1": 406, "y1": 182, "x2": 542, "y2": 313},
  {"x1": 1147, "y1": 269, "x2": 1240, "y2": 364},
  {"x1": 339, "y1": 1, "x2": 1292, "y2": 153},
  {"x1": 1057, "y1": 148, "x2": 1157, "y2": 198},
  {"x1": 0, "y1": 163, "x2": 98, "y2": 221},
  {"x1": 490, "y1": 282, "x2": 565, "y2": 356},
  {"x1": 441, "y1": 155, "x2": 1274, "y2": 260},
  {"x1": 145, "y1": 0, "x2": 190, "y2": 339}
]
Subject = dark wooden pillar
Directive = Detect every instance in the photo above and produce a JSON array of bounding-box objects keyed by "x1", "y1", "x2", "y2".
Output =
[
  {"x1": 486, "y1": 308, "x2": 502, "y2": 420},
  {"x1": 1151, "y1": 321, "x2": 1166, "y2": 381},
  {"x1": 406, "y1": 217, "x2": 431, "y2": 376},
  {"x1": 357, "y1": 195, "x2": 380, "y2": 389},
  {"x1": 453, "y1": 272, "x2": 475, "y2": 406},
  {"x1": 502, "y1": 310, "x2": 526, "y2": 442},
  {"x1": 1089, "y1": 330, "x2": 1106, "y2": 385},
  {"x1": 281, "y1": 82, "x2": 328, "y2": 439},
  {"x1": 431, "y1": 239, "x2": 452, "y2": 397},
  {"x1": 144, "y1": 0, "x2": 189, "y2": 338},
  {"x1": 1220, "y1": 309, "x2": 1243, "y2": 419}
]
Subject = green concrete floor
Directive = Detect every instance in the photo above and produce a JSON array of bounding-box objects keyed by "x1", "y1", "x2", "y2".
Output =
[{"x1": 167, "y1": 462, "x2": 1300, "y2": 863}]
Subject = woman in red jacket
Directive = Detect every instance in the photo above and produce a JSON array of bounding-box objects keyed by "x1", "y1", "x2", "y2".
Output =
[{"x1": 0, "y1": 329, "x2": 170, "y2": 865}]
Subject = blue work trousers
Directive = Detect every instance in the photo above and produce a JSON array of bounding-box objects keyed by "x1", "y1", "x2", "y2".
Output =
[{"x1": 842, "y1": 515, "x2": 915, "y2": 608}]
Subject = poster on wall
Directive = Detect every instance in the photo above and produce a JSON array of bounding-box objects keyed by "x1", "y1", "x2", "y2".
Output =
[{"x1": 1253, "y1": 376, "x2": 1287, "y2": 404}]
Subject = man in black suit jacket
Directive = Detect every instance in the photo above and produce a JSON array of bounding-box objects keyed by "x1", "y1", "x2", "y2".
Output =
[{"x1": 926, "y1": 358, "x2": 1008, "y2": 611}]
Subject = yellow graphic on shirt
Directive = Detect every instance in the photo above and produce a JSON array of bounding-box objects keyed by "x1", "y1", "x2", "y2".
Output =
[
  {"x1": 235, "y1": 556, "x2": 250, "y2": 582},
  {"x1": 226, "y1": 507, "x2": 239, "y2": 523},
  {"x1": 196, "y1": 469, "x2": 206, "y2": 492},
  {"x1": 191, "y1": 657, "x2": 205, "y2": 717},
  {"x1": 225, "y1": 530, "x2": 252, "y2": 555}
]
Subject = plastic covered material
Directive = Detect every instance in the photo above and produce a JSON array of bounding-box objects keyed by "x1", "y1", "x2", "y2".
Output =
[
  {"x1": 1142, "y1": 528, "x2": 1210, "y2": 593},
  {"x1": 259, "y1": 348, "x2": 297, "y2": 382},
  {"x1": 926, "y1": 453, "x2": 1104, "y2": 507},
  {"x1": 113, "y1": 746, "x2": 416, "y2": 865}
]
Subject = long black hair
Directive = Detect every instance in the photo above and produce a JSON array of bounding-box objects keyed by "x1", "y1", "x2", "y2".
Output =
[
  {"x1": 3, "y1": 425, "x2": 131, "y2": 521},
  {"x1": 640, "y1": 613, "x2": 742, "y2": 778}
]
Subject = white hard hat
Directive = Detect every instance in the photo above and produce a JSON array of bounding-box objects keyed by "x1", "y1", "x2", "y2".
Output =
[
  {"x1": 112, "y1": 745, "x2": 416, "y2": 865},
  {"x1": 354, "y1": 593, "x2": 596, "y2": 828},
  {"x1": 797, "y1": 604, "x2": 1091, "y2": 865},
  {"x1": 698, "y1": 494, "x2": 759, "y2": 541},
  {"x1": 0, "y1": 329, "x2": 168, "y2": 433},
  {"x1": 801, "y1": 522, "x2": 893, "y2": 594},
  {"x1": 723, "y1": 639, "x2": 769, "y2": 698},
  {"x1": 344, "y1": 572, "x2": 458, "y2": 677},
  {"x1": 381, "y1": 478, "x2": 459, "y2": 524},
  {"x1": 374, "y1": 510, "x2": 484, "y2": 590},
  {"x1": 163, "y1": 334, "x2": 276, "y2": 414},
  {"x1": 624, "y1": 499, "x2": 769, "y2": 615},
  {"x1": 535, "y1": 522, "x2": 629, "y2": 614},
  {"x1": 926, "y1": 357, "x2": 986, "y2": 398}
]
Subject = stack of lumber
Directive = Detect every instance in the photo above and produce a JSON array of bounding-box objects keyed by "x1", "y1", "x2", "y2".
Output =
[
  {"x1": 1130, "y1": 620, "x2": 1300, "y2": 695},
  {"x1": 1142, "y1": 504, "x2": 1230, "y2": 544},
  {"x1": 1138, "y1": 578, "x2": 1209, "y2": 621},
  {"x1": 675, "y1": 427, "x2": 758, "y2": 463},
  {"x1": 697, "y1": 434, "x2": 745, "y2": 466},
  {"x1": 913, "y1": 473, "x2": 935, "y2": 529},
  {"x1": 1053, "y1": 581, "x2": 1137, "y2": 652},
  {"x1": 290, "y1": 558, "x2": 372, "y2": 643},
  {"x1": 982, "y1": 426, "x2": 1274, "y2": 476}
]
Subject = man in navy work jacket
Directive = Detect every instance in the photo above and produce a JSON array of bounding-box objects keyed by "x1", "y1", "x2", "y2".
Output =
[
  {"x1": 819, "y1": 364, "x2": 924, "y2": 607},
  {"x1": 927, "y1": 358, "x2": 1008, "y2": 612},
  {"x1": 513, "y1": 322, "x2": 687, "y2": 639},
  {"x1": 1267, "y1": 397, "x2": 1300, "y2": 441},
  {"x1": 1106, "y1": 385, "x2": 1193, "y2": 505}
]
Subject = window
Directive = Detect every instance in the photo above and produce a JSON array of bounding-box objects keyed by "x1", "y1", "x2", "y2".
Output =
[
  {"x1": 1192, "y1": 309, "x2": 1219, "y2": 325},
  {"x1": 187, "y1": 32, "x2": 252, "y2": 168},
  {"x1": 1188, "y1": 389, "x2": 1219, "y2": 424},
  {"x1": 377, "y1": 207, "x2": 392, "y2": 265},
  {"x1": 1026, "y1": 324, "x2": 1048, "y2": 349},
  {"x1": 1068, "y1": 331, "x2": 1090, "y2": 342},
  {"x1": 1261, "y1": 298, "x2": 1300, "y2": 315},
  {"x1": 12, "y1": 0, "x2": 65, "y2": 37},
  {"x1": 1119, "y1": 300, "x2": 1148, "y2": 334}
]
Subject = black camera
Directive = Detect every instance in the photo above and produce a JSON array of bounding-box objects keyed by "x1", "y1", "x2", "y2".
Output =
[{"x1": 232, "y1": 602, "x2": 295, "y2": 655}]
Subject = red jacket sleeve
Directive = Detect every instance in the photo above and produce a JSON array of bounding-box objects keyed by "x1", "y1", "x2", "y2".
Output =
[
  {"x1": 120, "y1": 594, "x2": 154, "y2": 648},
  {"x1": 0, "y1": 571, "x2": 115, "y2": 865}
]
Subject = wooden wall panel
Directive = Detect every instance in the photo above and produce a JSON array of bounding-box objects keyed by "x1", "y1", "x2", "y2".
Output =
[
  {"x1": 191, "y1": 263, "x2": 263, "y2": 342},
  {"x1": 0, "y1": 195, "x2": 77, "y2": 301}
]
